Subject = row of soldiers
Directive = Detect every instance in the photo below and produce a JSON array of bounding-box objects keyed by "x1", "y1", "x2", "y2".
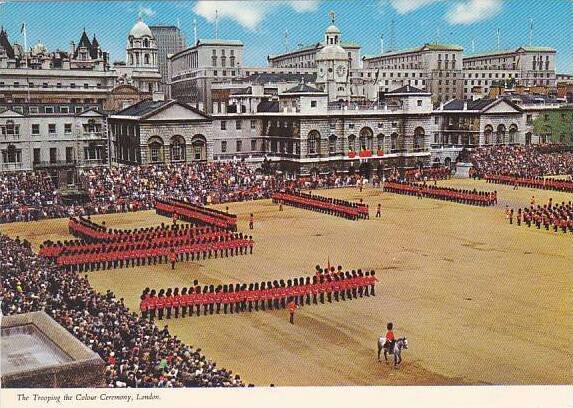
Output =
[
  {"x1": 384, "y1": 181, "x2": 497, "y2": 206},
  {"x1": 272, "y1": 190, "x2": 369, "y2": 220},
  {"x1": 51, "y1": 233, "x2": 254, "y2": 272},
  {"x1": 139, "y1": 269, "x2": 377, "y2": 320}
]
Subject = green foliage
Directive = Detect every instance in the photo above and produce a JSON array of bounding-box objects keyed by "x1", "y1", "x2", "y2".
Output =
[{"x1": 532, "y1": 107, "x2": 573, "y2": 145}]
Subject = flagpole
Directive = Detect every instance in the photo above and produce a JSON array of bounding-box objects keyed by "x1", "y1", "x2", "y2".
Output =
[{"x1": 22, "y1": 22, "x2": 30, "y2": 103}]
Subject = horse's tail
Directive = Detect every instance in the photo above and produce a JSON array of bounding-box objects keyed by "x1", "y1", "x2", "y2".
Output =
[{"x1": 377, "y1": 337, "x2": 385, "y2": 351}]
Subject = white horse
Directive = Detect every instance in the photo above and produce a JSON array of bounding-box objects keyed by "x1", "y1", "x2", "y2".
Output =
[{"x1": 377, "y1": 337, "x2": 408, "y2": 367}]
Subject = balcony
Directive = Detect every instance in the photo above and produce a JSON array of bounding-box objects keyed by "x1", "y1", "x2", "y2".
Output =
[{"x1": 0, "y1": 162, "x2": 26, "y2": 171}]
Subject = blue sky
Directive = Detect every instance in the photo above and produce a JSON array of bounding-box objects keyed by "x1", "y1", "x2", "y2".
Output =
[{"x1": 1, "y1": 0, "x2": 572, "y2": 72}]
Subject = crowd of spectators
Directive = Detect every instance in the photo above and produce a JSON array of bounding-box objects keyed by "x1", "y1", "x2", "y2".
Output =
[
  {"x1": 0, "y1": 234, "x2": 246, "y2": 387},
  {"x1": 469, "y1": 144, "x2": 573, "y2": 178},
  {"x1": 1, "y1": 163, "x2": 368, "y2": 224}
]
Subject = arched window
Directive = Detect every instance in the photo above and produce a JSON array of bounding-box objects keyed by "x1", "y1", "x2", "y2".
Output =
[
  {"x1": 347, "y1": 134, "x2": 356, "y2": 152},
  {"x1": 359, "y1": 127, "x2": 373, "y2": 150},
  {"x1": 170, "y1": 135, "x2": 186, "y2": 162},
  {"x1": 484, "y1": 125, "x2": 493, "y2": 145},
  {"x1": 496, "y1": 124, "x2": 506, "y2": 145},
  {"x1": 508, "y1": 124, "x2": 518, "y2": 144},
  {"x1": 143, "y1": 38, "x2": 149, "y2": 48},
  {"x1": 328, "y1": 134, "x2": 337, "y2": 155},
  {"x1": 525, "y1": 132, "x2": 532, "y2": 145},
  {"x1": 307, "y1": 130, "x2": 320, "y2": 155},
  {"x1": 144, "y1": 54, "x2": 150, "y2": 64},
  {"x1": 376, "y1": 134, "x2": 385, "y2": 150},
  {"x1": 148, "y1": 136, "x2": 164, "y2": 163},
  {"x1": 390, "y1": 132, "x2": 398, "y2": 151},
  {"x1": 191, "y1": 135, "x2": 207, "y2": 161},
  {"x1": 414, "y1": 127, "x2": 425, "y2": 150}
]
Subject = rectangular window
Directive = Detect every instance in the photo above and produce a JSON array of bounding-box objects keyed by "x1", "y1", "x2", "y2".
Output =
[
  {"x1": 235, "y1": 120, "x2": 241, "y2": 130},
  {"x1": 251, "y1": 139, "x2": 256, "y2": 151},
  {"x1": 65, "y1": 147, "x2": 74, "y2": 163},
  {"x1": 33, "y1": 148, "x2": 41, "y2": 163},
  {"x1": 221, "y1": 141, "x2": 227, "y2": 152},
  {"x1": 348, "y1": 123, "x2": 355, "y2": 129},
  {"x1": 45, "y1": 106, "x2": 54, "y2": 114},
  {"x1": 49, "y1": 147, "x2": 57, "y2": 163},
  {"x1": 32, "y1": 124, "x2": 40, "y2": 135},
  {"x1": 29, "y1": 106, "x2": 39, "y2": 114},
  {"x1": 310, "y1": 100, "x2": 317, "y2": 107},
  {"x1": 250, "y1": 119, "x2": 256, "y2": 129},
  {"x1": 75, "y1": 106, "x2": 83, "y2": 113},
  {"x1": 48, "y1": 124, "x2": 56, "y2": 134},
  {"x1": 221, "y1": 120, "x2": 226, "y2": 130},
  {"x1": 236, "y1": 140, "x2": 242, "y2": 152},
  {"x1": 417, "y1": 100, "x2": 422, "y2": 106},
  {"x1": 60, "y1": 106, "x2": 69, "y2": 113},
  {"x1": 64, "y1": 124, "x2": 72, "y2": 134}
]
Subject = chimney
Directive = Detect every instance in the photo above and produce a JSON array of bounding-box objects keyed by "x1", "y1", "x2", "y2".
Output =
[
  {"x1": 70, "y1": 41, "x2": 75, "y2": 56},
  {"x1": 152, "y1": 92, "x2": 165, "y2": 102},
  {"x1": 439, "y1": 102, "x2": 444, "y2": 110},
  {"x1": 463, "y1": 101, "x2": 468, "y2": 110}
]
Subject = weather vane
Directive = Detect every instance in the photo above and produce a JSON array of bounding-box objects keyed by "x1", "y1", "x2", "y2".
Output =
[{"x1": 329, "y1": 10, "x2": 336, "y2": 25}]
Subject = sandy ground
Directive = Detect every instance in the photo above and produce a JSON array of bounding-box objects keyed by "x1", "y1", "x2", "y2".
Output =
[{"x1": 1, "y1": 179, "x2": 571, "y2": 386}]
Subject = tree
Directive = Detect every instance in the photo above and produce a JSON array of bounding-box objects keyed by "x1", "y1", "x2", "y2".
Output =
[{"x1": 532, "y1": 107, "x2": 573, "y2": 145}]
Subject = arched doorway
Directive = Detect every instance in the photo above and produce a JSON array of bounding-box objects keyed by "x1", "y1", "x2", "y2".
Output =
[
  {"x1": 147, "y1": 136, "x2": 164, "y2": 163},
  {"x1": 444, "y1": 157, "x2": 452, "y2": 168},
  {"x1": 359, "y1": 161, "x2": 372, "y2": 178},
  {"x1": 191, "y1": 135, "x2": 207, "y2": 161},
  {"x1": 170, "y1": 135, "x2": 186, "y2": 162}
]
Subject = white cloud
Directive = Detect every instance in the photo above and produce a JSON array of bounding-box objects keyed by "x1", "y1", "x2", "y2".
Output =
[
  {"x1": 289, "y1": 0, "x2": 320, "y2": 12},
  {"x1": 446, "y1": 0, "x2": 503, "y2": 24},
  {"x1": 192, "y1": 1, "x2": 319, "y2": 31},
  {"x1": 388, "y1": 0, "x2": 444, "y2": 14},
  {"x1": 138, "y1": 6, "x2": 156, "y2": 18}
]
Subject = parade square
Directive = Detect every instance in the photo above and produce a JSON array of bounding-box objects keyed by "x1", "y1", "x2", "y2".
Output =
[{"x1": 2, "y1": 178, "x2": 570, "y2": 386}]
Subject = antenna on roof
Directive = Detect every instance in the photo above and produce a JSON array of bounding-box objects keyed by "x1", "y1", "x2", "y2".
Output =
[
  {"x1": 496, "y1": 27, "x2": 500, "y2": 50},
  {"x1": 528, "y1": 18, "x2": 533, "y2": 46},
  {"x1": 389, "y1": 19, "x2": 395, "y2": 51},
  {"x1": 380, "y1": 34, "x2": 384, "y2": 54},
  {"x1": 193, "y1": 18, "x2": 198, "y2": 45},
  {"x1": 284, "y1": 29, "x2": 289, "y2": 53},
  {"x1": 214, "y1": 9, "x2": 219, "y2": 39}
]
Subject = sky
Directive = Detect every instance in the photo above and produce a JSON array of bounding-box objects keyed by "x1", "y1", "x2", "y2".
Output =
[{"x1": 0, "y1": 0, "x2": 572, "y2": 72}]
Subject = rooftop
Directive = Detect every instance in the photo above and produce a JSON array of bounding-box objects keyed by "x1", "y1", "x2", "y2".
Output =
[
  {"x1": 386, "y1": 85, "x2": 429, "y2": 95},
  {"x1": 114, "y1": 98, "x2": 168, "y2": 117},
  {"x1": 364, "y1": 42, "x2": 463, "y2": 60},
  {"x1": 283, "y1": 83, "x2": 325, "y2": 94},
  {"x1": 464, "y1": 46, "x2": 556, "y2": 59}
]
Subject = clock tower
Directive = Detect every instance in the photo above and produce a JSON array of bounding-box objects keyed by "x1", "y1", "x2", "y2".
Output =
[{"x1": 315, "y1": 11, "x2": 350, "y2": 102}]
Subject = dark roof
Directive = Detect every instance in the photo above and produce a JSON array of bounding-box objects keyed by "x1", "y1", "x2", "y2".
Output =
[
  {"x1": 75, "y1": 30, "x2": 93, "y2": 58},
  {"x1": 283, "y1": 83, "x2": 323, "y2": 94},
  {"x1": 442, "y1": 98, "x2": 496, "y2": 111},
  {"x1": 501, "y1": 93, "x2": 562, "y2": 105},
  {"x1": 257, "y1": 100, "x2": 279, "y2": 113},
  {"x1": 231, "y1": 87, "x2": 252, "y2": 96},
  {"x1": 0, "y1": 27, "x2": 15, "y2": 59},
  {"x1": 386, "y1": 85, "x2": 427, "y2": 94},
  {"x1": 90, "y1": 34, "x2": 99, "y2": 59},
  {"x1": 114, "y1": 99, "x2": 169, "y2": 116},
  {"x1": 240, "y1": 72, "x2": 317, "y2": 85}
]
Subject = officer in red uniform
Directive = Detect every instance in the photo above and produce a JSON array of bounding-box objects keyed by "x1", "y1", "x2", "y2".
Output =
[
  {"x1": 169, "y1": 248, "x2": 177, "y2": 270},
  {"x1": 288, "y1": 298, "x2": 297, "y2": 324}
]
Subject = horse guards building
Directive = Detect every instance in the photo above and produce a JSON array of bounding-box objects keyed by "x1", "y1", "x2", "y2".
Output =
[{"x1": 1, "y1": 12, "x2": 571, "y2": 181}]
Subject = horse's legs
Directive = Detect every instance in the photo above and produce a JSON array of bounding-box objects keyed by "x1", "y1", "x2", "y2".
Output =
[
  {"x1": 384, "y1": 350, "x2": 388, "y2": 363},
  {"x1": 377, "y1": 344, "x2": 381, "y2": 362}
]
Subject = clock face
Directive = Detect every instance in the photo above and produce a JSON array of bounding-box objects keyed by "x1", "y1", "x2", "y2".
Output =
[{"x1": 336, "y1": 65, "x2": 346, "y2": 77}]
